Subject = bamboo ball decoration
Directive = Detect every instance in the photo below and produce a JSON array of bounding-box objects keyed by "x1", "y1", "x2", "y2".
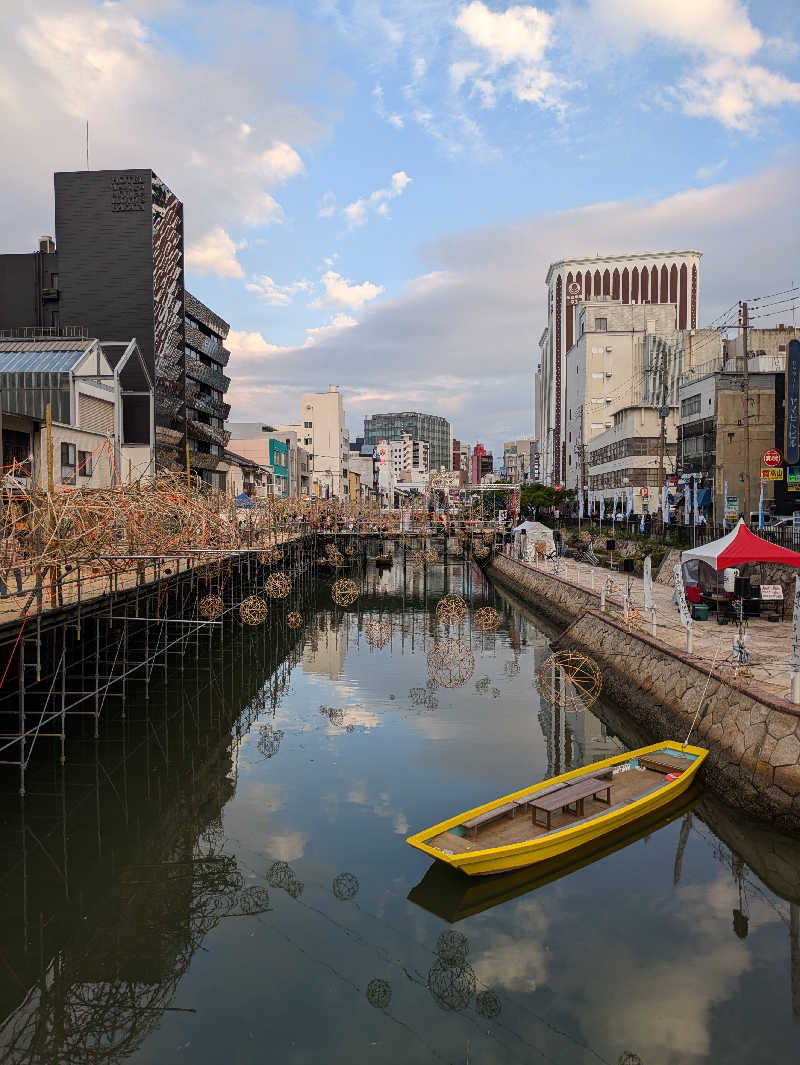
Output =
[
  {"x1": 366, "y1": 979, "x2": 392, "y2": 1009},
  {"x1": 258, "y1": 545, "x2": 282, "y2": 564},
  {"x1": 344, "y1": 545, "x2": 355, "y2": 556},
  {"x1": 331, "y1": 578, "x2": 359, "y2": 607},
  {"x1": 473, "y1": 606, "x2": 500, "y2": 632},
  {"x1": 473, "y1": 544, "x2": 490, "y2": 560},
  {"x1": 267, "y1": 860, "x2": 304, "y2": 899},
  {"x1": 239, "y1": 596, "x2": 268, "y2": 625},
  {"x1": 316, "y1": 555, "x2": 328, "y2": 566},
  {"x1": 533, "y1": 540, "x2": 548, "y2": 559},
  {"x1": 537, "y1": 650, "x2": 603, "y2": 712},
  {"x1": 428, "y1": 959, "x2": 476, "y2": 1012},
  {"x1": 483, "y1": 531, "x2": 495, "y2": 544},
  {"x1": 326, "y1": 547, "x2": 345, "y2": 567},
  {"x1": 423, "y1": 548, "x2": 439, "y2": 564},
  {"x1": 257, "y1": 725, "x2": 284, "y2": 759},
  {"x1": 475, "y1": 990, "x2": 501, "y2": 1020},
  {"x1": 365, "y1": 620, "x2": 392, "y2": 648},
  {"x1": 332, "y1": 872, "x2": 360, "y2": 900},
  {"x1": 265, "y1": 572, "x2": 291, "y2": 599},
  {"x1": 436, "y1": 931, "x2": 469, "y2": 966},
  {"x1": 436, "y1": 594, "x2": 468, "y2": 625},
  {"x1": 427, "y1": 639, "x2": 475, "y2": 688},
  {"x1": 235, "y1": 886, "x2": 271, "y2": 915},
  {"x1": 198, "y1": 594, "x2": 223, "y2": 619},
  {"x1": 408, "y1": 548, "x2": 426, "y2": 566},
  {"x1": 286, "y1": 611, "x2": 303, "y2": 629}
]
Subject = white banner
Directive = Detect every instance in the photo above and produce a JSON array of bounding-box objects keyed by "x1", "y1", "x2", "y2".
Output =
[
  {"x1": 626, "y1": 485, "x2": 634, "y2": 518},
  {"x1": 612, "y1": 488, "x2": 620, "y2": 518},
  {"x1": 663, "y1": 485, "x2": 670, "y2": 525},
  {"x1": 674, "y1": 563, "x2": 693, "y2": 633},
  {"x1": 644, "y1": 556, "x2": 654, "y2": 610},
  {"x1": 578, "y1": 489, "x2": 584, "y2": 518},
  {"x1": 792, "y1": 576, "x2": 800, "y2": 671}
]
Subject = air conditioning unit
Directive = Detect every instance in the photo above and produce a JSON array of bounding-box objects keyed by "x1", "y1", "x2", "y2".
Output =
[
  {"x1": 605, "y1": 346, "x2": 612, "y2": 352},
  {"x1": 605, "y1": 371, "x2": 613, "y2": 377}
]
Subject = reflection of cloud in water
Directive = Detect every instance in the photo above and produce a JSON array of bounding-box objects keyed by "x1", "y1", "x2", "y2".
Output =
[
  {"x1": 571, "y1": 871, "x2": 781, "y2": 1064},
  {"x1": 265, "y1": 830, "x2": 307, "y2": 863},
  {"x1": 473, "y1": 898, "x2": 551, "y2": 992},
  {"x1": 346, "y1": 781, "x2": 409, "y2": 834}
]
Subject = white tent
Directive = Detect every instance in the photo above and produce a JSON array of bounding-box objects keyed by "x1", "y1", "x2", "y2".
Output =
[{"x1": 513, "y1": 520, "x2": 554, "y2": 559}]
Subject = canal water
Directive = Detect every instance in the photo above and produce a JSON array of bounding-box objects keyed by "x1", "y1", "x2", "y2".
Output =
[{"x1": 2, "y1": 557, "x2": 800, "y2": 1065}]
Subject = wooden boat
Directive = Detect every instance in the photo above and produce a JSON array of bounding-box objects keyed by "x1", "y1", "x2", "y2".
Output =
[
  {"x1": 405, "y1": 741, "x2": 707, "y2": 876},
  {"x1": 408, "y1": 785, "x2": 700, "y2": 921},
  {"x1": 375, "y1": 553, "x2": 393, "y2": 567}
]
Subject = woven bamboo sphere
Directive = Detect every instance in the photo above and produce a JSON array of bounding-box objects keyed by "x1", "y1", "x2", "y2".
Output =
[
  {"x1": 408, "y1": 548, "x2": 427, "y2": 566},
  {"x1": 579, "y1": 530, "x2": 592, "y2": 544},
  {"x1": 327, "y1": 548, "x2": 345, "y2": 567},
  {"x1": 473, "y1": 606, "x2": 500, "y2": 632},
  {"x1": 537, "y1": 650, "x2": 603, "y2": 712},
  {"x1": 258, "y1": 545, "x2": 282, "y2": 564},
  {"x1": 344, "y1": 544, "x2": 355, "y2": 556},
  {"x1": 198, "y1": 593, "x2": 223, "y2": 619},
  {"x1": 473, "y1": 544, "x2": 490, "y2": 560},
  {"x1": 239, "y1": 595, "x2": 269, "y2": 625},
  {"x1": 533, "y1": 540, "x2": 548, "y2": 559},
  {"x1": 316, "y1": 555, "x2": 329, "y2": 566},
  {"x1": 366, "y1": 979, "x2": 392, "y2": 1009},
  {"x1": 331, "y1": 578, "x2": 359, "y2": 607},
  {"x1": 436, "y1": 594, "x2": 468, "y2": 625},
  {"x1": 365, "y1": 620, "x2": 392, "y2": 648},
  {"x1": 428, "y1": 958, "x2": 476, "y2": 1012},
  {"x1": 423, "y1": 548, "x2": 439, "y2": 565},
  {"x1": 475, "y1": 990, "x2": 502, "y2": 1020},
  {"x1": 265, "y1": 572, "x2": 291, "y2": 599},
  {"x1": 286, "y1": 611, "x2": 303, "y2": 629},
  {"x1": 427, "y1": 639, "x2": 475, "y2": 688},
  {"x1": 483, "y1": 531, "x2": 495, "y2": 544}
]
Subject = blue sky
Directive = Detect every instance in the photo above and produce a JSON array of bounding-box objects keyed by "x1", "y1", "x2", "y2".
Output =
[{"x1": 1, "y1": 0, "x2": 799, "y2": 459}]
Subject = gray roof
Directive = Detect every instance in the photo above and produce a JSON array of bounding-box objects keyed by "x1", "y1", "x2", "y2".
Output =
[{"x1": 0, "y1": 339, "x2": 91, "y2": 373}]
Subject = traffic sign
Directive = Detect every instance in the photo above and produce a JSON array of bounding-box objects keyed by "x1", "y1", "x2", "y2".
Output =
[
  {"x1": 761, "y1": 468, "x2": 784, "y2": 480},
  {"x1": 762, "y1": 448, "x2": 783, "y2": 468}
]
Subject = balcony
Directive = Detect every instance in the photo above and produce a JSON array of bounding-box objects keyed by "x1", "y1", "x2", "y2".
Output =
[
  {"x1": 189, "y1": 451, "x2": 222, "y2": 471},
  {"x1": 185, "y1": 322, "x2": 230, "y2": 366},
  {"x1": 185, "y1": 357, "x2": 230, "y2": 392},
  {"x1": 155, "y1": 425, "x2": 183, "y2": 446},
  {"x1": 186, "y1": 383, "x2": 231, "y2": 420},
  {"x1": 187, "y1": 417, "x2": 230, "y2": 448}
]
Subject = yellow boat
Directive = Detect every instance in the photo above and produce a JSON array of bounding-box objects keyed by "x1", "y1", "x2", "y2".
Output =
[{"x1": 405, "y1": 741, "x2": 707, "y2": 877}]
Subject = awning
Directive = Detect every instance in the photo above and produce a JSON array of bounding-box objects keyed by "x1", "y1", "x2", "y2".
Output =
[{"x1": 681, "y1": 519, "x2": 800, "y2": 571}]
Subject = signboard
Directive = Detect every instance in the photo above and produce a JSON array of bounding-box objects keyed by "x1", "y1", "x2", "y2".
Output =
[
  {"x1": 637, "y1": 487, "x2": 649, "y2": 497},
  {"x1": 674, "y1": 564, "x2": 693, "y2": 633},
  {"x1": 567, "y1": 280, "x2": 582, "y2": 306},
  {"x1": 762, "y1": 448, "x2": 783, "y2": 467},
  {"x1": 788, "y1": 467, "x2": 800, "y2": 492},
  {"x1": 787, "y1": 339, "x2": 800, "y2": 465},
  {"x1": 497, "y1": 509, "x2": 507, "y2": 525},
  {"x1": 761, "y1": 585, "x2": 784, "y2": 601},
  {"x1": 725, "y1": 495, "x2": 739, "y2": 521},
  {"x1": 761, "y1": 468, "x2": 784, "y2": 480}
]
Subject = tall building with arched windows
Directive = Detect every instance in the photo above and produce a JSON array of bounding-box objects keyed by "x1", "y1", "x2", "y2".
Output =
[{"x1": 535, "y1": 251, "x2": 702, "y2": 485}]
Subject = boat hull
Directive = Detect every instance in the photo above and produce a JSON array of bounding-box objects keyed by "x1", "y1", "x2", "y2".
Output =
[{"x1": 406, "y1": 741, "x2": 707, "y2": 876}]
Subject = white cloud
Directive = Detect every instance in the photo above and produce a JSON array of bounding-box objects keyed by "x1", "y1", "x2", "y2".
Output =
[
  {"x1": 185, "y1": 226, "x2": 245, "y2": 279},
  {"x1": 246, "y1": 274, "x2": 312, "y2": 306},
  {"x1": 2, "y1": 2, "x2": 325, "y2": 248},
  {"x1": 453, "y1": 1, "x2": 565, "y2": 112},
  {"x1": 303, "y1": 313, "x2": 358, "y2": 346},
  {"x1": 318, "y1": 191, "x2": 337, "y2": 218},
  {"x1": 226, "y1": 329, "x2": 290, "y2": 360},
  {"x1": 316, "y1": 270, "x2": 384, "y2": 309},
  {"x1": 581, "y1": 0, "x2": 800, "y2": 130},
  {"x1": 695, "y1": 159, "x2": 728, "y2": 180},
  {"x1": 339, "y1": 170, "x2": 413, "y2": 227},
  {"x1": 372, "y1": 82, "x2": 405, "y2": 129}
]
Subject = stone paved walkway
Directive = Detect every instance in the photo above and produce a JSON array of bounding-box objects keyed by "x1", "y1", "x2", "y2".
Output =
[{"x1": 520, "y1": 555, "x2": 796, "y2": 702}]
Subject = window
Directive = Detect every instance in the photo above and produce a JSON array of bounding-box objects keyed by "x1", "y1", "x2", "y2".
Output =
[
  {"x1": 304, "y1": 420, "x2": 312, "y2": 428},
  {"x1": 681, "y1": 394, "x2": 701, "y2": 418},
  {"x1": 779, "y1": 344, "x2": 787, "y2": 353},
  {"x1": 594, "y1": 318, "x2": 607, "y2": 331},
  {"x1": 60, "y1": 442, "x2": 76, "y2": 484},
  {"x1": 78, "y1": 450, "x2": 92, "y2": 477},
  {"x1": 304, "y1": 437, "x2": 311, "y2": 446}
]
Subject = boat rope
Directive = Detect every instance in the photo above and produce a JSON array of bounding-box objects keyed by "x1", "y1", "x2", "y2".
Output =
[{"x1": 682, "y1": 641, "x2": 724, "y2": 749}]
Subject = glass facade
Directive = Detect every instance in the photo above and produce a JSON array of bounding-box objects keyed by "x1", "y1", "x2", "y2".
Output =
[
  {"x1": 184, "y1": 291, "x2": 232, "y2": 482},
  {"x1": 363, "y1": 412, "x2": 451, "y2": 471},
  {"x1": 151, "y1": 174, "x2": 186, "y2": 433}
]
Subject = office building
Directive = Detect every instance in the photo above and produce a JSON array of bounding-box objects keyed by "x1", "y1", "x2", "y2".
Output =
[
  {"x1": 301, "y1": 386, "x2": 350, "y2": 498},
  {"x1": 363, "y1": 411, "x2": 451, "y2": 472},
  {"x1": 471, "y1": 443, "x2": 493, "y2": 485},
  {"x1": 537, "y1": 251, "x2": 702, "y2": 485},
  {"x1": 0, "y1": 169, "x2": 233, "y2": 475}
]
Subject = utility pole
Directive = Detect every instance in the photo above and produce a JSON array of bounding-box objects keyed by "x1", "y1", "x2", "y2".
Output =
[
  {"x1": 741, "y1": 301, "x2": 751, "y2": 522},
  {"x1": 578, "y1": 404, "x2": 584, "y2": 534}
]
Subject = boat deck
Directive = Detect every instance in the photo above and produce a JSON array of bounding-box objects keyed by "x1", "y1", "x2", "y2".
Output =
[{"x1": 428, "y1": 768, "x2": 666, "y2": 854}]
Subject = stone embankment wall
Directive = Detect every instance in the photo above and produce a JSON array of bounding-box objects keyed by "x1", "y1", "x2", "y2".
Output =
[{"x1": 488, "y1": 553, "x2": 800, "y2": 831}]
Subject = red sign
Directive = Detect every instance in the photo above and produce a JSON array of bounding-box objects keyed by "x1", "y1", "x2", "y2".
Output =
[{"x1": 762, "y1": 448, "x2": 783, "y2": 468}]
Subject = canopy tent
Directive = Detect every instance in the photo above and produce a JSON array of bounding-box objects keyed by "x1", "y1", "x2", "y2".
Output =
[
  {"x1": 681, "y1": 519, "x2": 800, "y2": 571},
  {"x1": 236, "y1": 492, "x2": 258, "y2": 508},
  {"x1": 513, "y1": 520, "x2": 554, "y2": 558}
]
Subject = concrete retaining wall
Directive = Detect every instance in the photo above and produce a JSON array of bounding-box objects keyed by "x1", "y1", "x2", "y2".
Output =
[{"x1": 487, "y1": 553, "x2": 800, "y2": 831}]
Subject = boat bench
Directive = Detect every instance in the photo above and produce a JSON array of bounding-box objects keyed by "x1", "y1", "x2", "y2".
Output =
[
  {"x1": 461, "y1": 767, "x2": 615, "y2": 838},
  {"x1": 529, "y1": 776, "x2": 613, "y2": 832}
]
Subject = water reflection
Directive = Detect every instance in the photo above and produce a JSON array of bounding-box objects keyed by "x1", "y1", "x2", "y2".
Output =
[{"x1": 2, "y1": 557, "x2": 800, "y2": 1064}]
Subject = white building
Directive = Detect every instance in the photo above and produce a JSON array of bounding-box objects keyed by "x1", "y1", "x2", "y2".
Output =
[
  {"x1": 299, "y1": 386, "x2": 349, "y2": 499},
  {"x1": 503, "y1": 438, "x2": 536, "y2": 483},
  {"x1": 389, "y1": 433, "x2": 430, "y2": 475},
  {"x1": 537, "y1": 250, "x2": 702, "y2": 485}
]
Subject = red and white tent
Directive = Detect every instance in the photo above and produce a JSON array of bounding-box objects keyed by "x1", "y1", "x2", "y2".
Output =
[{"x1": 681, "y1": 519, "x2": 800, "y2": 571}]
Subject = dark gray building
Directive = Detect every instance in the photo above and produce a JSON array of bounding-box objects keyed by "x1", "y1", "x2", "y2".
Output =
[
  {"x1": 0, "y1": 169, "x2": 232, "y2": 481},
  {"x1": 363, "y1": 411, "x2": 452, "y2": 471}
]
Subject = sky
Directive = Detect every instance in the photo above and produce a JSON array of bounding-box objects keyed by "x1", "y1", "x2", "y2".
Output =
[{"x1": 1, "y1": 0, "x2": 799, "y2": 462}]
